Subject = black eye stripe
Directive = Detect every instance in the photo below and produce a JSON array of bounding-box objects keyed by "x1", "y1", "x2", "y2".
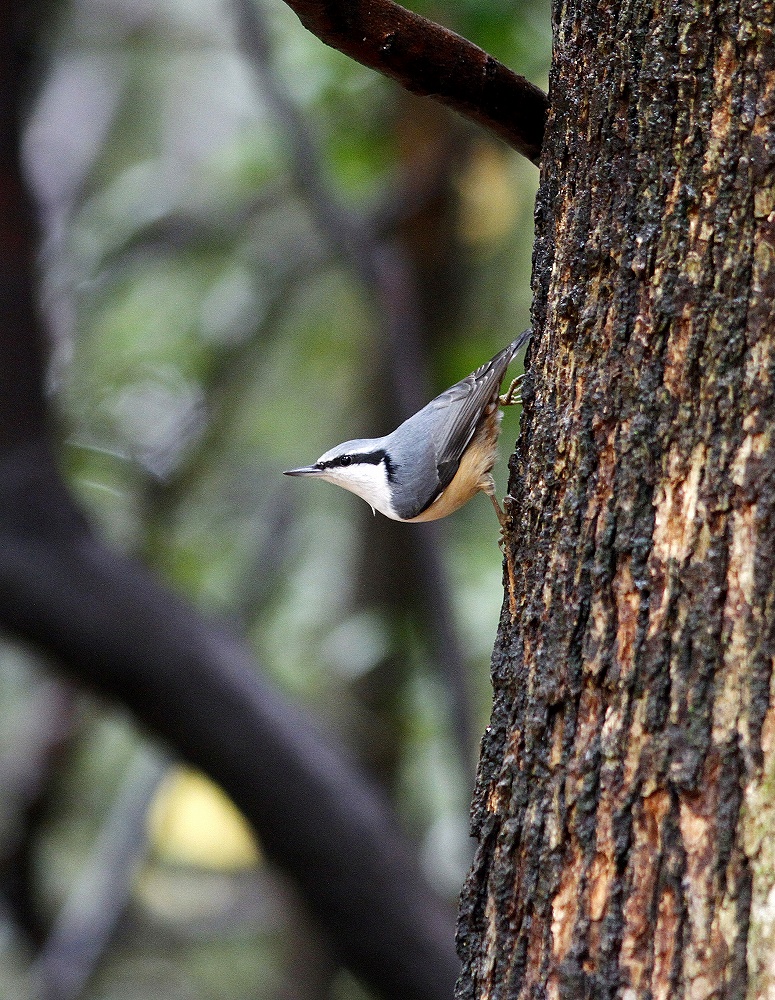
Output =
[{"x1": 322, "y1": 449, "x2": 392, "y2": 473}]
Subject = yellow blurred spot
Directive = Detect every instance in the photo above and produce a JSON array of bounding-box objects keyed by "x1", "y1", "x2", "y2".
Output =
[
  {"x1": 148, "y1": 767, "x2": 260, "y2": 870},
  {"x1": 458, "y1": 142, "x2": 519, "y2": 246}
]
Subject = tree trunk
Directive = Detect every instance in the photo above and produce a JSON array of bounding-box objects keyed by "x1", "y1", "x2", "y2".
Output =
[{"x1": 458, "y1": 1, "x2": 775, "y2": 998}]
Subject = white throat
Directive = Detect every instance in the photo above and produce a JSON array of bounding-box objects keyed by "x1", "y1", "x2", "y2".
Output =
[{"x1": 319, "y1": 461, "x2": 400, "y2": 520}]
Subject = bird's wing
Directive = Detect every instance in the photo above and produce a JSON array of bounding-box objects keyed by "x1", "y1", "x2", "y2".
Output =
[
  {"x1": 423, "y1": 332, "x2": 530, "y2": 491},
  {"x1": 387, "y1": 331, "x2": 531, "y2": 519}
]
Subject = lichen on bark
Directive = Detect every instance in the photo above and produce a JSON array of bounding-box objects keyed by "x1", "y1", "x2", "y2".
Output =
[{"x1": 457, "y1": 1, "x2": 775, "y2": 998}]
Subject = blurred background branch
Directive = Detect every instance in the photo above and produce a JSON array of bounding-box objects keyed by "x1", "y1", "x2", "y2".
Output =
[
  {"x1": 32, "y1": 748, "x2": 169, "y2": 1000},
  {"x1": 0, "y1": 0, "x2": 548, "y2": 997}
]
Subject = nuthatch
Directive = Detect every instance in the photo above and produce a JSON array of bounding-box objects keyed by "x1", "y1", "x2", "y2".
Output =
[{"x1": 284, "y1": 329, "x2": 531, "y2": 528}]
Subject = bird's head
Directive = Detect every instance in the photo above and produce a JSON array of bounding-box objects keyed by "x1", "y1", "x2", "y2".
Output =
[{"x1": 284, "y1": 438, "x2": 398, "y2": 518}]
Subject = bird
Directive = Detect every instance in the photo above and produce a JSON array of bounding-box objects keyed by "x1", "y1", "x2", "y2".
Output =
[{"x1": 283, "y1": 329, "x2": 531, "y2": 528}]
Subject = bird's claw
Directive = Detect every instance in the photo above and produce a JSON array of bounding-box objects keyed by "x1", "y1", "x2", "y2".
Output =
[
  {"x1": 489, "y1": 492, "x2": 509, "y2": 531},
  {"x1": 499, "y1": 374, "x2": 524, "y2": 407}
]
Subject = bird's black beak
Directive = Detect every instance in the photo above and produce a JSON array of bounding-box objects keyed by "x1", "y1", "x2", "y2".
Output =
[{"x1": 283, "y1": 465, "x2": 321, "y2": 476}]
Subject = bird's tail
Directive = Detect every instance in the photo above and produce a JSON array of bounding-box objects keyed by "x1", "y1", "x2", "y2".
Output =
[{"x1": 508, "y1": 327, "x2": 532, "y2": 359}]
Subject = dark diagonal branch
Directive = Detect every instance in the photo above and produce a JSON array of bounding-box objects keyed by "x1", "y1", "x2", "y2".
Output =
[
  {"x1": 274, "y1": 0, "x2": 547, "y2": 163},
  {"x1": 0, "y1": 448, "x2": 459, "y2": 1000}
]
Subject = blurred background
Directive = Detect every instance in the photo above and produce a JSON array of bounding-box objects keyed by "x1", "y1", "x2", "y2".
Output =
[{"x1": 0, "y1": 0, "x2": 549, "y2": 997}]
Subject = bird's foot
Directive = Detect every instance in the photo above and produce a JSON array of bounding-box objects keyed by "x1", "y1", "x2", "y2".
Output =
[
  {"x1": 489, "y1": 492, "x2": 509, "y2": 534},
  {"x1": 499, "y1": 374, "x2": 524, "y2": 407}
]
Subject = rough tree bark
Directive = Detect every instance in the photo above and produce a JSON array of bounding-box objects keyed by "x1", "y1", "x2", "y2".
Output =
[{"x1": 458, "y1": 0, "x2": 775, "y2": 998}]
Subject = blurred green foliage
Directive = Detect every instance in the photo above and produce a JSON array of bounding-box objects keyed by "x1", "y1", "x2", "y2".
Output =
[{"x1": 0, "y1": 0, "x2": 550, "y2": 997}]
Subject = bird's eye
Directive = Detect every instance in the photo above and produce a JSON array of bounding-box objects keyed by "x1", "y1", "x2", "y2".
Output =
[{"x1": 339, "y1": 455, "x2": 352, "y2": 467}]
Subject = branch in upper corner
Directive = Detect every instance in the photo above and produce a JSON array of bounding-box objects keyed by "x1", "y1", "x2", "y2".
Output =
[{"x1": 276, "y1": 0, "x2": 547, "y2": 163}]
